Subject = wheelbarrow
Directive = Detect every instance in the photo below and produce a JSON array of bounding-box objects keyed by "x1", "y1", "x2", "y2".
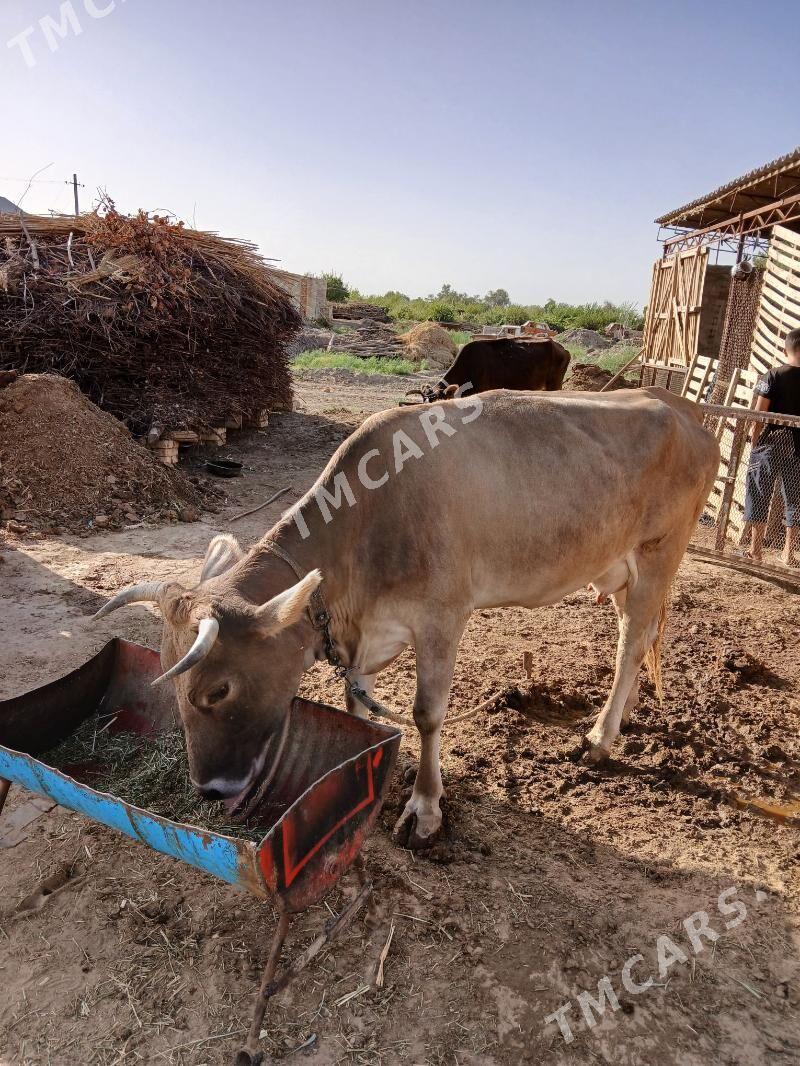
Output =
[{"x1": 0, "y1": 639, "x2": 401, "y2": 1064}]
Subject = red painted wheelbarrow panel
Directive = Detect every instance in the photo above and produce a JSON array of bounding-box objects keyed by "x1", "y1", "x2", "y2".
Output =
[{"x1": 0, "y1": 640, "x2": 401, "y2": 911}]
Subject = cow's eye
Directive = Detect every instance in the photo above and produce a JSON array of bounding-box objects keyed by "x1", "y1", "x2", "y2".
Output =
[{"x1": 207, "y1": 683, "x2": 230, "y2": 705}]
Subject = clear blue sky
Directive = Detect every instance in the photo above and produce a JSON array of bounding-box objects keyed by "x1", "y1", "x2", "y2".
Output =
[{"x1": 1, "y1": 0, "x2": 798, "y2": 308}]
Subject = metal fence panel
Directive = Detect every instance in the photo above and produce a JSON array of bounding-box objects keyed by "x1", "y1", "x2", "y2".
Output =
[{"x1": 694, "y1": 401, "x2": 800, "y2": 574}]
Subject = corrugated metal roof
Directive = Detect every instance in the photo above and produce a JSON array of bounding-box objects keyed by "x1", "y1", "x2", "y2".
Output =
[{"x1": 655, "y1": 147, "x2": 800, "y2": 228}]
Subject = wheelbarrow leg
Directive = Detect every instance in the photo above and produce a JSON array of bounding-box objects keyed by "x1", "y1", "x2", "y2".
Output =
[
  {"x1": 0, "y1": 779, "x2": 11, "y2": 822},
  {"x1": 353, "y1": 854, "x2": 377, "y2": 926},
  {"x1": 236, "y1": 911, "x2": 291, "y2": 1066},
  {"x1": 234, "y1": 882, "x2": 374, "y2": 1065}
]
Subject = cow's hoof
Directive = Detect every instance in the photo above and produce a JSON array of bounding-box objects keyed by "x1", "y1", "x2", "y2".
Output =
[
  {"x1": 393, "y1": 802, "x2": 442, "y2": 850},
  {"x1": 582, "y1": 740, "x2": 611, "y2": 765}
]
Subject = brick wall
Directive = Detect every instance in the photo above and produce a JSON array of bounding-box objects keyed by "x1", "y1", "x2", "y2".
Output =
[
  {"x1": 270, "y1": 270, "x2": 330, "y2": 322},
  {"x1": 697, "y1": 265, "x2": 731, "y2": 360}
]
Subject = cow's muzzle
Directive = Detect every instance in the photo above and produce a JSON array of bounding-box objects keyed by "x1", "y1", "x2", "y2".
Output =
[{"x1": 225, "y1": 706, "x2": 293, "y2": 820}]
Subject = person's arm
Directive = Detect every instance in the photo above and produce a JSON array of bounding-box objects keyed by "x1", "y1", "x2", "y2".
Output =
[
  {"x1": 751, "y1": 370, "x2": 776, "y2": 445},
  {"x1": 750, "y1": 394, "x2": 770, "y2": 446}
]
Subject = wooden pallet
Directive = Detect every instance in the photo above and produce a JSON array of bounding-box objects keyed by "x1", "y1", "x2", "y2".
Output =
[
  {"x1": 639, "y1": 359, "x2": 688, "y2": 392},
  {"x1": 702, "y1": 367, "x2": 758, "y2": 547},
  {"x1": 681, "y1": 352, "x2": 716, "y2": 403},
  {"x1": 749, "y1": 225, "x2": 800, "y2": 379}
]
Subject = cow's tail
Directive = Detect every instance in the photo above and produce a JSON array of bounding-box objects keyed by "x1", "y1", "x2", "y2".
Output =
[{"x1": 643, "y1": 586, "x2": 670, "y2": 702}]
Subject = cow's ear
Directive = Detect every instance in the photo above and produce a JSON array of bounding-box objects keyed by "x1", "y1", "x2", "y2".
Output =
[
  {"x1": 200, "y1": 534, "x2": 243, "y2": 582},
  {"x1": 255, "y1": 570, "x2": 322, "y2": 636}
]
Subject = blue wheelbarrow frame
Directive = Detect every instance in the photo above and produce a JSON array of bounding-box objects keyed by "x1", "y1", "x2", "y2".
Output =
[{"x1": 0, "y1": 639, "x2": 402, "y2": 1063}]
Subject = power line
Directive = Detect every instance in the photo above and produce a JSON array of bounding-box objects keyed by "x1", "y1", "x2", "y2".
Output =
[{"x1": 0, "y1": 175, "x2": 65, "y2": 184}]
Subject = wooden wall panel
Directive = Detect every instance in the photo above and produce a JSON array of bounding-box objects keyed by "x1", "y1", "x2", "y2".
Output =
[{"x1": 748, "y1": 226, "x2": 800, "y2": 378}]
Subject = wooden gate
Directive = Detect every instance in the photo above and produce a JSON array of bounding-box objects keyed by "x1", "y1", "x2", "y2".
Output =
[{"x1": 643, "y1": 247, "x2": 708, "y2": 366}]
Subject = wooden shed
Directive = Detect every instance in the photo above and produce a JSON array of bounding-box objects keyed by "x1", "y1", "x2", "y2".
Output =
[{"x1": 641, "y1": 147, "x2": 800, "y2": 398}]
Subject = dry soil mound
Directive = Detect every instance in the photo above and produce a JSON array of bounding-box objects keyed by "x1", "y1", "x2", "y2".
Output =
[
  {"x1": 400, "y1": 322, "x2": 457, "y2": 369},
  {"x1": 0, "y1": 374, "x2": 210, "y2": 535},
  {"x1": 556, "y1": 327, "x2": 613, "y2": 351},
  {"x1": 565, "y1": 362, "x2": 635, "y2": 392}
]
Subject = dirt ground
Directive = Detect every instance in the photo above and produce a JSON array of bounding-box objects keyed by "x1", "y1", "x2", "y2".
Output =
[{"x1": 1, "y1": 371, "x2": 799, "y2": 1066}]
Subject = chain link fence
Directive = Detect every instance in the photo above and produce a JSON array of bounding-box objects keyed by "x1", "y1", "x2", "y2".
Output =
[{"x1": 693, "y1": 402, "x2": 800, "y2": 575}]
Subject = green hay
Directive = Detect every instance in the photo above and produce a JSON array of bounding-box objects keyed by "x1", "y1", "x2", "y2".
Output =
[{"x1": 45, "y1": 715, "x2": 270, "y2": 843}]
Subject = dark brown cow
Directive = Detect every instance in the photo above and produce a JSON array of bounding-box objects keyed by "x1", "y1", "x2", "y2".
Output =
[{"x1": 406, "y1": 337, "x2": 570, "y2": 403}]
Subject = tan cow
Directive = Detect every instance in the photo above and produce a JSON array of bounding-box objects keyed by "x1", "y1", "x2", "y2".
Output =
[{"x1": 95, "y1": 388, "x2": 719, "y2": 848}]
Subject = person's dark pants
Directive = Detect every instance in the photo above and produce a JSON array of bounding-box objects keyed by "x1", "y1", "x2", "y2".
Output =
[{"x1": 744, "y1": 442, "x2": 800, "y2": 527}]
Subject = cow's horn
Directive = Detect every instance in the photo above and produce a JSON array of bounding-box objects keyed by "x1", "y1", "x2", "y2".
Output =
[
  {"x1": 93, "y1": 582, "x2": 165, "y2": 620},
  {"x1": 151, "y1": 617, "x2": 219, "y2": 686}
]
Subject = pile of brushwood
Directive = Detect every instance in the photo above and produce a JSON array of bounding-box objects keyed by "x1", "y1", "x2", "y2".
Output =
[
  {"x1": 0, "y1": 200, "x2": 301, "y2": 434},
  {"x1": 331, "y1": 301, "x2": 390, "y2": 322},
  {"x1": 329, "y1": 320, "x2": 407, "y2": 357}
]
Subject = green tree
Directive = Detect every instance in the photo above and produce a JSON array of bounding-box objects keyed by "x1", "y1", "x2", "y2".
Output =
[
  {"x1": 485, "y1": 288, "x2": 510, "y2": 307},
  {"x1": 429, "y1": 283, "x2": 480, "y2": 303},
  {"x1": 323, "y1": 272, "x2": 349, "y2": 303}
]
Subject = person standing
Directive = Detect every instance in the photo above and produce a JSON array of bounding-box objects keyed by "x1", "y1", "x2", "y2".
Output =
[{"x1": 744, "y1": 327, "x2": 800, "y2": 566}]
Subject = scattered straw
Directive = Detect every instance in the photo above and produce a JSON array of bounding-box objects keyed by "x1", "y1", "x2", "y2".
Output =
[{"x1": 375, "y1": 922, "x2": 395, "y2": 989}]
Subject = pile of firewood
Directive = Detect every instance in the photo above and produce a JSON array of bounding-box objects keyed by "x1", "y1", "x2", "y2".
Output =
[
  {"x1": 0, "y1": 201, "x2": 300, "y2": 434},
  {"x1": 328, "y1": 321, "x2": 406, "y2": 357},
  {"x1": 331, "y1": 301, "x2": 390, "y2": 323}
]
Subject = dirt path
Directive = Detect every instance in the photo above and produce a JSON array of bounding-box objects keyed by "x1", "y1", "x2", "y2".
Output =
[
  {"x1": 1, "y1": 371, "x2": 798, "y2": 1066},
  {"x1": 292, "y1": 366, "x2": 439, "y2": 417}
]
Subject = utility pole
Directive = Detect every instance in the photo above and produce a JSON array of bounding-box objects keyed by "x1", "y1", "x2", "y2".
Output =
[{"x1": 66, "y1": 173, "x2": 84, "y2": 215}]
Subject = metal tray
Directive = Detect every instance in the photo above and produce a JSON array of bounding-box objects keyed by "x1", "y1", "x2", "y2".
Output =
[{"x1": 0, "y1": 639, "x2": 401, "y2": 912}]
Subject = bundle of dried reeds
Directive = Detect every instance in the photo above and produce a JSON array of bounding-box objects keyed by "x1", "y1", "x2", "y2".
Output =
[{"x1": 0, "y1": 200, "x2": 300, "y2": 433}]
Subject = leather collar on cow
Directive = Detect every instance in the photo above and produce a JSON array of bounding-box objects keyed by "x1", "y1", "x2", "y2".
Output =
[
  {"x1": 261, "y1": 539, "x2": 331, "y2": 636},
  {"x1": 260, "y1": 541, "x2": 407, "y2": 727}
]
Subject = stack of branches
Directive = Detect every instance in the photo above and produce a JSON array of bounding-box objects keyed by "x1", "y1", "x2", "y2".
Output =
[
  {"x1": 0, "y1": 200, "x2": 301, "y2": 434},
  {"x1": 329, "y1": 320, "x2": 407, "y2": 357},
  {"x1": 331, "y1": 301, "x2": 390, "y2": 323}
]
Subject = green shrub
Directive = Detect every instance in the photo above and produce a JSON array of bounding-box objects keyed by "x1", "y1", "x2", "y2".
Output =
[
  {"x1": 596, "y1": 346, "x2": 640, "y2": 376},
  {"x1": 562, "y1": 344, "x2": 588, "y2": 362},
  {"x1": 482, "y1": 306, "x2": 508, "y2": 325},
  {"x1": 426, "y1": 301, "x2": 457, "y2": 323},
  {"x1": 354, "y1": 289, "x2": 644, "y2": 331},
  {"x1": 448, "y1": 330, "x2": 473, "y2": 347},
  {"x1": 503, "y1": 305, "x2": 531, "y2": 325}
]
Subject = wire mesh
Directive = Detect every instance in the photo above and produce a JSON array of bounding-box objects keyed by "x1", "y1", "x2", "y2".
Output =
[{"x1": 694, "y1": 404, "x2": 800, "y2": 571}]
